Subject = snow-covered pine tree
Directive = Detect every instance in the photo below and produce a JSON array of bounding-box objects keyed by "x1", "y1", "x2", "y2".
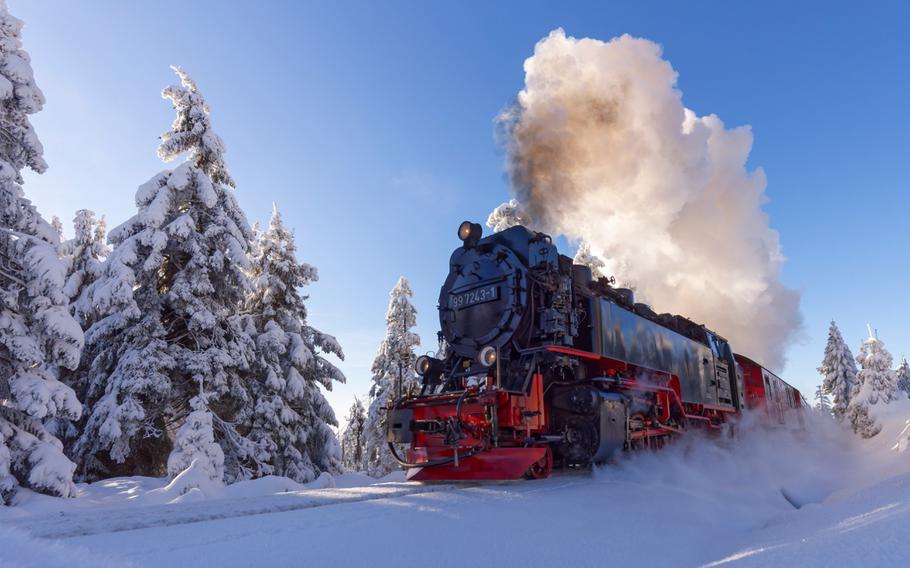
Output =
[
  {"x1": 813, "y1": 384, "x2": 832, "y2": 416},
  {"x1": 486, "y1": 199, "x2": 529, "y2": 232},
  {"x1": 50, "y1": 215, "x2": 62, "y2": 242},
  {"x1": 574, "y1": 241, "x2": 607, "y2": 280},
  {"x1": 847, "y1": 327, "x2": 899, "y2": 438},
  {"x1": 854, "y1": 328, "x2": 899, "y2": 404},
  {"x1": 50, "y1": 210, "x2": 109, "y2": 447},
  {"x1": 0, "y1": 2, "x2": 84, "y2": 501},
  {"x1": 817, "y1": 320, "x2": 857, "y2": 421},
  {"x1": 73, "y1": 67, "x2": 257, "y2": 482},
  {"x1": 166, "y1": 381, "x2": 224, "y2": 488},
  {"x1": 340, "y1": 398, "x2": 366, "y2": 472},
  {"x1": 844, "y1": 393, "x2": 879, "y2": 439},
  {"x1": 363, "y1": 277, "x2": 420, "y2": 478},
  {"x1": 242, "y1": 204, "x2": 346, "y2": 482},
  {"x1": 896, "y1": 357, "x2": 910, "y2": 399},
  {"x1": 60, "y1": 209, "x2": 108, "y2": 328}
]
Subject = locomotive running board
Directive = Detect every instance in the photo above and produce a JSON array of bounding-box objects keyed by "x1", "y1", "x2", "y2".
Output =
[{"x1": 406, "y1": 448, "x2": 547, "y2": 481}]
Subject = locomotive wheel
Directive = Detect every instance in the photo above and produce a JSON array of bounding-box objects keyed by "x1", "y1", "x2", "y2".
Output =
[
  {"x1": 555, "y1": 415, "x2": 598, "y2": 467},
  {"x1": 524, "y1": 446, "x2": 553, "y2": 480}
]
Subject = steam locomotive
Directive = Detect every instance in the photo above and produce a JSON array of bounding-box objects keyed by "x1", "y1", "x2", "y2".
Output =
[{"x1": 387, "y1": 222, "x2": 803, "y2": 481}]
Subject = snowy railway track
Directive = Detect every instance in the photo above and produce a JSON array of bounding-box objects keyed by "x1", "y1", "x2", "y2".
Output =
[{"x1": 10, "y1": 481, "x2": 493, "y2": 540}]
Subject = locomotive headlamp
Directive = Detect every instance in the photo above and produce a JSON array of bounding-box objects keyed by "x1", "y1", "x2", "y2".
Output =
[
  {"x1": 457, "y1": 221, "x2": 482, "y2": 248},
  {"x1": 415, "y1": 355, "x2": 444, "y2": 385},
  {"x1": 477, "y1": 345, "x2": 498, "y2": 367},
  {"x1": 415, "y1": 355, "x2": 431, "y2": 376}
]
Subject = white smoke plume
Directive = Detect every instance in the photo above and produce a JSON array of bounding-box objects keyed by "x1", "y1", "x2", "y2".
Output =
[{"x1": 499, "y1": 29, "x2": 802, "y2": 370}]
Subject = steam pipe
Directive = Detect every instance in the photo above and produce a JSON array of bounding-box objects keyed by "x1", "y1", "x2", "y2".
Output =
[{"x1": 387, "y1": 442, "x2": 480, "y2": 469}]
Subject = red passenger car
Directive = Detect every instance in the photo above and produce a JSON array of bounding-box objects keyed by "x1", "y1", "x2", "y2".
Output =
[{"x1": 736, "y1": 354, "x2": 804, "y2": 429}]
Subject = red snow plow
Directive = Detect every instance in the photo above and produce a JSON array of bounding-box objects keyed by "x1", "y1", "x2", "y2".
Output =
[{"x1": 388, "y1": 375, "x2": 552, "y2": 481}]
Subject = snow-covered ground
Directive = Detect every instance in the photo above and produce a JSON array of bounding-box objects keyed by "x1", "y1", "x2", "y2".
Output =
[{"x1": 2, "y1": 404, "x2": 909, "y2": 568}]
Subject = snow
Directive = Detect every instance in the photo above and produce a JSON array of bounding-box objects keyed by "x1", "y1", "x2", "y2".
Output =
[
  {"x1": 0, "y1": 73, "x2": 13, "y2": 100},
  {"x1": 0, "y1": 526, "x2": 123, "y2": 568},
  {"x1": 1, "y1": 406, "x2": 909, "y2": 566}
]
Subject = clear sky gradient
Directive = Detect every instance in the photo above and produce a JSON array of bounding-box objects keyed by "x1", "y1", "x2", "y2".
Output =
[{"x1": 12, "y1": 1, "x2": 910, "y2": 419}]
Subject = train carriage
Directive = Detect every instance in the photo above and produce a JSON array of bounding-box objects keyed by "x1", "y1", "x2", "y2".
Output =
[{"x1": 736, "y1": 354, "x2": 804, "y2": 429}]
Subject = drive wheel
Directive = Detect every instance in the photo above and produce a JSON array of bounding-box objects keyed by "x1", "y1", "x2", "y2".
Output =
[{"x1": 554, "y1": 415, "x2": 598, "y2": 467}]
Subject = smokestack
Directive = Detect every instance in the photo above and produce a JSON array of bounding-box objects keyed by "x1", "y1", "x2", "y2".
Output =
[{"x1": 498, "y1": 29, "x2": 803, "y2": 370}]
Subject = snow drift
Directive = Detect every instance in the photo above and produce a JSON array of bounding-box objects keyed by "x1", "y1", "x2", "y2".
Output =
[
  {"x1": 2, "y1": 406, "x2": 910, "y2": 567},
  {"x1": 0, "y1": 526, "x2": 123, "y2": 568},
  {"x1": 609, "y1": 402, "x2": 910, "y2": 523},
  {"x1": 498, "y1": 29, "x2": 802, "y2": 370}
]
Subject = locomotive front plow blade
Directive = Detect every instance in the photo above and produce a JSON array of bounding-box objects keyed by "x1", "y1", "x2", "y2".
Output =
[{"x1": 405, "y1": 447, "x2": 548, "y2": 481}]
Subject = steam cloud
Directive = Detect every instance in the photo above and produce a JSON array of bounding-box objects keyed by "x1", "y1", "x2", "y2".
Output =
[{"x1": 499, "y1": 29, "x2": 802, "y2": 370}]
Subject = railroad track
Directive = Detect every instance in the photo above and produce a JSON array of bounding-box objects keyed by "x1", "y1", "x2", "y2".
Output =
[{"x1": 8, "y1": 481, "x2": 505, "y2": 540}]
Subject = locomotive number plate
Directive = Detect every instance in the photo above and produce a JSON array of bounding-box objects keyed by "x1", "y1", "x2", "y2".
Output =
[{"x1": 449, "y1": 284, "x2": 498, "y2": 310}]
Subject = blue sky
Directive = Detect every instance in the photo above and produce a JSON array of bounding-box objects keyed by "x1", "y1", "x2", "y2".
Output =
[{"x1": 13, "y1": 1, "x2": 910, "y2": 417}]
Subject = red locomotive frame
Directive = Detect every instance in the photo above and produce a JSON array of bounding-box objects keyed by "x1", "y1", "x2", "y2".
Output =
[{"x1": 395, "y1": 347, "x2": 802, "y2": 481}]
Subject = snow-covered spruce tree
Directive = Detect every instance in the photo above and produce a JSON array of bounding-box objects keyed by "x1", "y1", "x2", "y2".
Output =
[
  {"x1": 73, "y1": 67, "x2": 257, "y2": 482},
  {"x1": 854, "y1": 329, "x2": 899, "y2": 404},
  {"x1": 340, "y1": 398, "x2": 366, "y2": 472},
  {"x1": 50, "y1": 210, "x2": 109, "y2": 446},
  {"x1": 49, "y1": 215, "x2": 62, "y2": 242},
  {"x1": 364, "y1": 277, "x2": 420, "y2": 478},
  {"x1": 60, "y1": 209, "x2": 108, "y2": 327},
  {"x1": 817, "y1": 320, "x2": 857, "y2": 421},
  {"x1": 813, "y1": 384, "x2": 832, "y2": 416},
  {"x1": 574, "y1": 241, "x2": 607, "y2": 280},
  {"x1": 486, "y1": 199, "x2": 529, "y2": 232},
  {"x1": 242, "y1": 204, "x2": 346, "y2": 482},
  {"x1": 0, "y1": 2, "x2": 84, "y2": 501},
  {"x1": 845, "y1": 393, "x2": 880, "y2": 439},
  {"x1": 896, "y1": 357, "x2": 910, "y2": 399},
  {"x1": 166, "y1": 381, "x2": 224, "y2": 488},
  {"x1": 847, "y1": 328, "x2": 899, "y2": 438}
]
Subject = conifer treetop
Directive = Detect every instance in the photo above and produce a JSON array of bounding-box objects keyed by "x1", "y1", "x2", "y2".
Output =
[
  {"x1": 854, "y1": 326, "x2": 899, "y2": 407},
  {"x1": 896, "y1": 357, "x2": 910, "y2": 398},
  {"x1": 486, "y1": 199, "x2": 529, "y2": 233},
  {"x1": 371, "y1": 276, "x2": 420, "y2": 386},
  {"x1": 158, "y1": 65, "x2": 234, "y2": 188},
  {"x1": 0, "y1": 0, "x2": 46, "y2": 178},
  {"x1": 574, "y1": 241, "x2": 607, "y2": 280},
  {"x1": 818, "y1": 320, "x2": 857, "y2": 420}
]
